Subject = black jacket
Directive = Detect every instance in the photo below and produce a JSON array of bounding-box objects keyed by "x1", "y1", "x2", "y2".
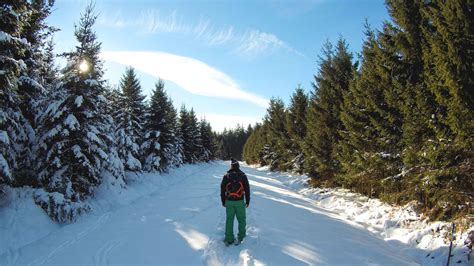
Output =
[{"x1": 220, "y1": 168, "x2": 250, "y2": 205}]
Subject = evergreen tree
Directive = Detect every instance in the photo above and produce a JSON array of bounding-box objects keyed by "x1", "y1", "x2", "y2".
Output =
[
  {"x1": 115, "y1": 66, "x2": 146, "y2": 171},
  {"x1": 188, "y1": 109, "x2": 202, "y2": 162},
  {"x1": 338, "y1": 27, "x2": 390, "y2": 195},
  {"x1": 36, "y1": 4, "x2": 117, "y2": 222},
  {"x1": 304, "y1": 39, "x2": 354, "y2": 183},
  {"x1": 0, "y1": 0, "x2": 29, "y2": 186},
  {"x1": 262, "y1": 98, "x2": 289, "y2": 170},
  {"x1": 243, "y1": 123, "x2": 266, "y2": 165},
  {"x1": 166, "y1": 99, "x2": 183, "y2": 168},
  {"x1": 16, "y1": 0, "x2": 56, "y2": 186},
  {"x1": 419, "y1": 0, "x2": 474, "y2": 217},
  {"x1": 142, "y1": 80, "x2": 179, "y2": 171},
  {"x1": 198, "y1": 119, "x2": 215, "y2": 162},
  {"x1": 179, "y1": 105, "x2": 199, "y2": 164},
  {"x1": 285, "y1": 86, "x2": 308, "y2": 173}
]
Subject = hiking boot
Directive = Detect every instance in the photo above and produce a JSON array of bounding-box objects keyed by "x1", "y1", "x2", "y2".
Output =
[
  {"x1": 224, "y1": 239, "x2": 234, "y2": 246},
  {"x1": 234, "y1": 239, "x2": 243, "y2": 245}
]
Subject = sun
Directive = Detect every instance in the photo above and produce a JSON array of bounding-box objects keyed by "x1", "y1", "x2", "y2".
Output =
[{"x1": 78, "y1": 59, "x2": 89, "y2": 73}]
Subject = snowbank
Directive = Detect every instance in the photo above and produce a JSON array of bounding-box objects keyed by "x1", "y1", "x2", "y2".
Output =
[
  {"x1": 250, "y1": 163, "x2": 473, "y2": 265},
  {"x1": 0, "y1": 164, "x2": 203, "y2": 257}
]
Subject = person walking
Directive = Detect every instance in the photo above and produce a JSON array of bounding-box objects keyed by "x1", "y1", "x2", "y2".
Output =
[{"x1": 221, "y1": 158, "x2": 250, "y2": 246}]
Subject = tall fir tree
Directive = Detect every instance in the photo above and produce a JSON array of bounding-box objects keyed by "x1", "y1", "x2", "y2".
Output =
[
  {"x1": 0, "y1": 0, "x2": 29, "y2": 187},
  {"x1": 304, "y1": 39, "x2": 354, "y2": 183},
  {"x1": 243, "y1": 123, "x2": 267, "y2": 165},
  {"x1": 16, "y1": 0, "x2": 56, "y2": 186},
  {"x1": 419, "y1": 0, "x2": 474, "y2": 217},
  {"x1": 115, "y1": 66, "x2": 146, "y2": 171},
  {"x1": 36, "y1": 4, "x2": 120, "y2": 222},
  {"x1": 198, "y1": 119, "x2": 214, "y2": 162},
  {"x1": 339, "y1": 26, "x2": 377, "y2": 189},
  {"x1": 178, "y1": 106, "x2": 199, "y2": 164},
  {"x1": 285, "y1": 86, "x2": 308, "y2": 173},
  {"x1": 142, "y1": 80, "x2": 179, "y2": 171},
  {"x1": 262, "y1": 98, "x2": 289, "y2": 170}
]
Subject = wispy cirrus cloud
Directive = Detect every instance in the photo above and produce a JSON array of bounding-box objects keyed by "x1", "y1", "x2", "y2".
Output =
[
  {"x1": 100, "y1": 51, "x2": 269, "y2": 108},
  {"x1": 99, "y1": 10, "x2": 304, "y2": 58}
]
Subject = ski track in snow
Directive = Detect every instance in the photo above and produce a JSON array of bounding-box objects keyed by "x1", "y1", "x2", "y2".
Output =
[{"x1": 1, "y1": 162, "x2": 425, "y2": 265}]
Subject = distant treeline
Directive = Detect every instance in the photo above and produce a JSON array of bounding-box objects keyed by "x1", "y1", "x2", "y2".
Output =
[
  {"x1": 214, "y1": 125, "x2": 253, "y2": 161},
  {"x1": 243, "y1": 1, "x2": 473, "y2": 220}
]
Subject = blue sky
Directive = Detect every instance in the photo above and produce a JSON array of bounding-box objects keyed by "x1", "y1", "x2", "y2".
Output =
[{"x1": 47, "y1": 0, "x2": 390, "y2": 132}]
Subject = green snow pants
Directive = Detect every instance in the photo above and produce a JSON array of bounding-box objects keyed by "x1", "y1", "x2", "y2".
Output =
[{"x1": 225, "y1": 200, "x2": 246, "y2": 242}]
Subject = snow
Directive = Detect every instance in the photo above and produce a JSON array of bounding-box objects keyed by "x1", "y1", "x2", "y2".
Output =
[
  {"x1": 75, "y1": 95, "x2": 83, "y2": 107},
  {"x1": 0, "y1": 162, "x2": 471, "y2": 265},
  {"x1": 0, "y1": 154, "x2": 11, "y2": 179},
  {"x1": 0, "y1": 130, "x2": 9, "y2": 144},
  {"x1": 64, "y1": 114, "x2": 80, "y2": 130},
  {"x1": 85, "y1": 79, "x2": 99, "y2": 86},
  {"x1": 0, "y1": 31, "x2": 11, "y2": 42}
]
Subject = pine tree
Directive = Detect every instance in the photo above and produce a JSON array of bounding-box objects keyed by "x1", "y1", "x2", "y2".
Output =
[
  {"x1": 304, "y1": 39, "x2": 354, "y2": 183},
  {"x1": 188, "y1": 109, "x2": 202, "y2": 162},
  {"x1": 0, "y1": 0, "x2": 29, "y2": 187},
  {"x1": 338, "y1": 27, "x2": 389, "y2": 195},
  {"x1": 262, "y1": 98, "x2": 289, "y2": 170},
  {"x1": 115, "y1": 66, "x2": 146, "y2": 171},
  {"x1": 285, "y1": 85, "x2": 308, "y2": 173},
  {"x1": 16, "y1": 0, "x2": 56, "y2": 186},
  {"x1": 418, "y1": 0, "x2": 474, "y2": 217},
  {"x1": 198, "y1": 119, "x2": 214, "y2": 162},
  {"x1": 243, "y1": 123, "x2": 266, "y2": 165},
  {"x1": 142, "y1": 80, "x2": 180, "y2": 171},
  {"x1": 36, "y1": 4, "x2": 115, "y2": 222},
  {"x1": 179, "y1": 105, "x2": 199, "y2": 164},
  {"x1": 166, "y1": 99, "x2": 183, "y2": 168}
]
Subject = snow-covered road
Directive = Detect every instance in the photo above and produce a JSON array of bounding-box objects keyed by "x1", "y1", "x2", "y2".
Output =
[{"x1": 1, "y1": 161, "x2": 420, "y2": 265}]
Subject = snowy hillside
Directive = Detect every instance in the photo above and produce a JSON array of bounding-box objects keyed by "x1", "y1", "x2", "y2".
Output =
[{"x1": 0, "y1": 161, "x2": 471, "y2": 265}]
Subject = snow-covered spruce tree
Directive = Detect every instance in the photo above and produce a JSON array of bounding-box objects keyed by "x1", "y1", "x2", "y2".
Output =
[
  {"x1": 16, "y1": 0, "x2": 57, "y2": 186},
  {"x1": 36, "y1": 4, "x2": 115, "y2": 222},
  {"x1": 262, "y1": 98, "x2": 289, "y2": 170},
  {"x1": 285, "y1": 86, "x2": 308, "y2": 173},
  {"x1": 101, "y1": 84, "x2": 125, "y2": 181},
  {"x1": 167, "y1": 101, "x2": 183, "y2": 168},
  {"x1": 115, "y1": 67, "x2": 146, "y2": 171},
  {"x1": 0, "y1": 1, "x2": 30, "y2": 190},
  {"x1": 142, "y1": 79, "x2": 178, "y2": 172},
  {"x1": 198, "y1": 118, "x2": 214, "y2": 162},
  {"x1": 178, "y1": 106, "x2": 200, "y2": 164}
]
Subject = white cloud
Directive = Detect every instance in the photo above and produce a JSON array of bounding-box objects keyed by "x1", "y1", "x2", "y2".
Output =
[
  {"x1": 99, "y1": 10, "x2": 304, "y2": 58},
  {"x1": 236, "y1": 30, "x2": 305, "y2": 57},
  {"x1": 100, "y1": 51, "x2": 269, "y2": 108},
  {"x1": 197, "y1": 113, "x2": 262, "y2": 132}
]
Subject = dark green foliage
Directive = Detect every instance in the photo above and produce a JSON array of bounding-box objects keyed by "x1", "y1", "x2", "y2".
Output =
[
  {"x1": 215, "y1": 125, "x2": 252, "y2": 161},
  {"x1": 115, "y1": 66, "x2": 146, "y2": 171},
  {"x1": 178, "y1": 106, "x2": 201, "y2": 164},
  {"x1": 142, "y1": 79, "x2": 182, "y2": 171},
  {"x1": 198, "y1": 119, "x2": 215, "y2": 162},
  {"x1": 285, "y1": 86, "x2": 308, "y2": 173},
  {"x1": 243, "y1": 2, "x2": 472, "y2": 219},
  {"x1": 243, "y1": 124, "x2": 266, "y2": 165},
  {"x1": 0, "y1": 0, "x2": 30, "y2": 185},
  {"x1": 304, "y1": 39, "x2": 355, "y2": 183},
  {"x1": 262, "y1": 98, "x2": 289, "y2": 170},
  {"x1": 36, "y1": 4, "x2": 114, "y2": 221}
]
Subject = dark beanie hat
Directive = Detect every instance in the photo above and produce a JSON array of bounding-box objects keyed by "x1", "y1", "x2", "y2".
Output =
[{"x1": 231, "y1": 158, "x2": 239, "y2": 168}]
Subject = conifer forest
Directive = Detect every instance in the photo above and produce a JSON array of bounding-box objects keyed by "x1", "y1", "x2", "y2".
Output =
[{"x1": 1, "y1": 0, "x2": 473, "y2": 227}]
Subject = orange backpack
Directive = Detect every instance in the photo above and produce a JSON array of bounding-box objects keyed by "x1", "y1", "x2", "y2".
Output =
[{"x1": 226, "y1": 174, "x2": 244, "y2": 199}]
